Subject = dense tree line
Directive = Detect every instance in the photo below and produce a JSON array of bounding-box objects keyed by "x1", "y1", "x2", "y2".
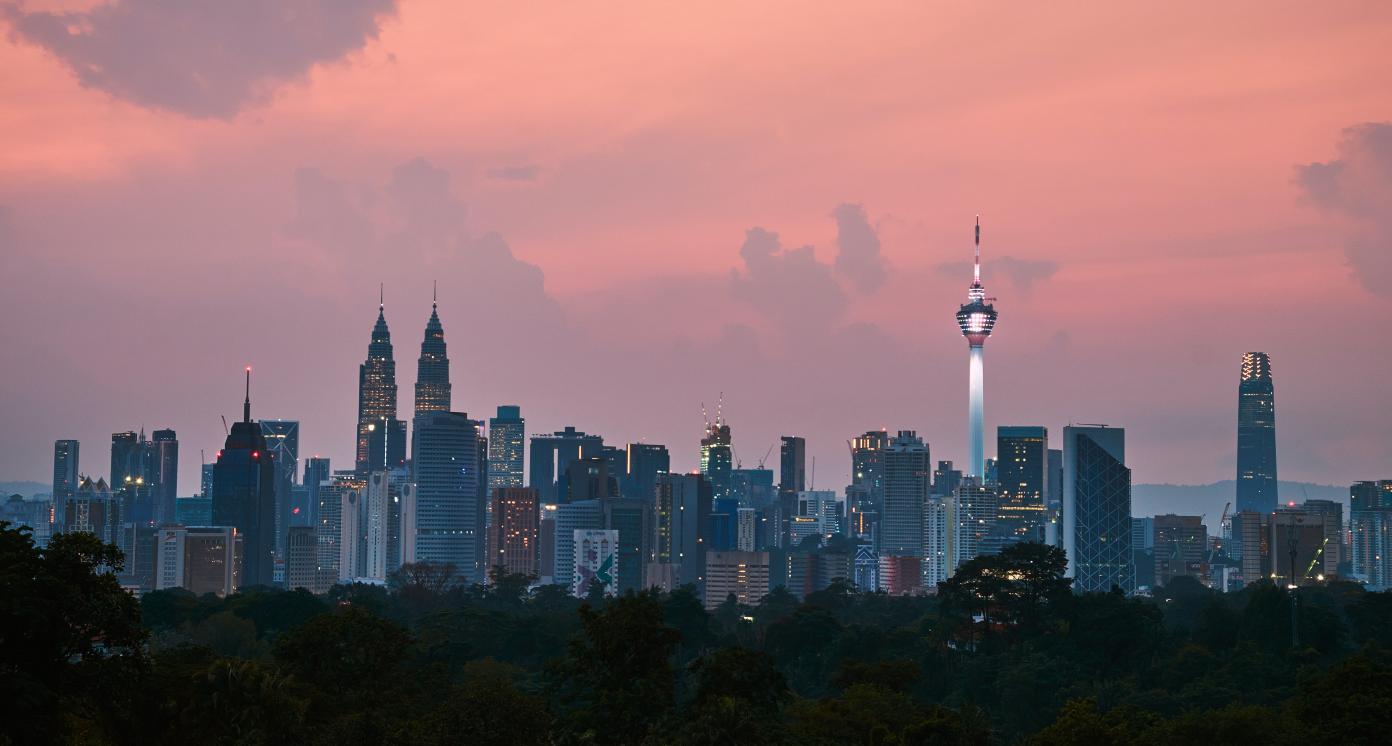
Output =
[{"x1": 4, "y1": 520, "x2": 1391, "y2": 745}]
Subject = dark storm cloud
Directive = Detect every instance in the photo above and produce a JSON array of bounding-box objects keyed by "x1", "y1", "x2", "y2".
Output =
[
  {"x1": 1297, "y1": 123, "x2": 1392, "y2": 297},
  {"x1": 935, "y1": 255, "x2": 1060, "y2": 292},
  {"x1": 831, "y1": 203, "x2": 887, "y2": 292},
  {"x1": 2, "y1": 0, "x2": 397, "y2": 118}
]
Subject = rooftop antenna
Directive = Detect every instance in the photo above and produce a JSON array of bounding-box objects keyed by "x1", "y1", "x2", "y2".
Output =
[
  {"x1": 243, "y1": 366, "x2": 252, "y2": 423},
  {"x1": 973, "y1": 214, "x2": 981, "y2": 285}
]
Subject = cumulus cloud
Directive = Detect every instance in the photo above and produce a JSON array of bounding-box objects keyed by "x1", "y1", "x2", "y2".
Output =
[
  {"x1": 1296, "y1": 122, "x2": 1392, "y2": 297},
  {"x1": 284, "y1": 157, "x2": 563, "y2": 331},
  {"x1": 2, "y1": 0, "x2": 397, "y2": 118},
  {"x1": 935, "y1": 255, "x2": 1060, "y2": 292},
  {"x1": 831, "y1": 203, "x2": 887, "y2": 292},
  {"x1": 730, "y1": 227, "x2": 846, "y2": 337}
]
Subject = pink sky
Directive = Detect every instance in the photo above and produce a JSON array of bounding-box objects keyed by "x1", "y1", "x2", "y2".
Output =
[{"x1": 1, "y1": 1, "x2": 1390, "y2": 496}]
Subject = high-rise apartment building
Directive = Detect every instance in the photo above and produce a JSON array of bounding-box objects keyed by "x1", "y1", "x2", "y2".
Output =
[
  {"x1": 356, "y1": 294, "x2": 399, "y2": 474},
  {"x1": 881, "y1": 431, "x2": 930, "y2": 557},
  {"x1": 211, "y1": 370, "x2": 277, "y2": 588},
  {"x1": 704, "y1": 551, "x2": 770, "y2": 610},
  {"x1": 1153, "y1": 514, "x2": 1208, "y2": 587},
  {"x1": 285, "y1": 525, "x2": 318, "y2": 593},
  {"x1": 487, "y1": 487, "x2": 540, "y2": 579},
  {"x1": 1236, "y1": 352, "x2": 1278, "y2": 514},
  {"x1": 411, "y1": 411, "x2": 485, "y2": 581},
  {"x1": 1351, "y1": 480, "x2": 1392, "y2": 589},
  {"x1": 1062, "y1": 425, "x2": 1134, "y2": 593},
  {"x1": 155, "y1": 525, "x2": 241, "y2": 597}
]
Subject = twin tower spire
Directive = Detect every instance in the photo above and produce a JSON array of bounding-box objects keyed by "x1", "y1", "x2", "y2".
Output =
[{"x1": 354, "y1": 285, "x2": 452, "y2": 472}]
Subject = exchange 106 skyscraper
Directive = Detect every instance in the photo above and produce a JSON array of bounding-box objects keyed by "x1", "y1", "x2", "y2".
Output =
[
  {"x1": 955, "y1": 217, "x2": 998, "y2": 480},
  {"x1": 1236, "y1": 352, "x2": 1277, "y2": 513}
]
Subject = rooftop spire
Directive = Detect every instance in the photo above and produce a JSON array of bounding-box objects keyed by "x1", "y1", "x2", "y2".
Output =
[
  {"x1": 432, "y1": 279, "x2": 437, "y2": 308},
  {"x1": 380, "y1": 282, "x2": 384, "y2": 309},
  {"x1": 243, "y1": 366, "x2": 252, "y2": 423},
  {"x1": 973, "y1": 215, "x2": 981, "y2": 285}
]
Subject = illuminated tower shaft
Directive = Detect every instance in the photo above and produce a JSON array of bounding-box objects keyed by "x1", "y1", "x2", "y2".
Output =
[
  {"x1": 968, "y1": 345, "x2": 985, "y2": 480},
  {"x1": 955, "y1": 217, "x2": 998, "y2": 480}
]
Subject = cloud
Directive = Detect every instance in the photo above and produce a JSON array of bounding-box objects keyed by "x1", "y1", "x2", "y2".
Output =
[
  {"x1": 485, "y1": 165, "x2": 540, "y2": 182},
  {"x1": 2, "y1": 0, "x2": 397, "y2": 118},
  {"x1": 730, "y1": 227, "x2": 846, "y2": 337},
  {"x1": 283, "y1": 157, "x2": 564, "y2": 334},
  {"x1": 831, "y1": 203, "x2": 886, "y2": 292},
  {"x1": 935, "y1": 255, "x2": 1060, "y2": 292},
  {"x1": 1296, "y1": 122, "x2": 1392, "y2": 297}
]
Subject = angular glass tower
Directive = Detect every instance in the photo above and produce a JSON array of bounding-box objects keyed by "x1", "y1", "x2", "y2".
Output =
[
  {"x1": 1236, "y1": 352, "x2": 1277, "y2": 514},
  {"x1": 356, "y1": 290, "x2": 399, "y2": 474},
  {"x1": 955, "y1": 217, "x2": 998, "y2": 479},
  {"x1": 1062, "y1": 425, "x2": 1134, "y2": 593}
]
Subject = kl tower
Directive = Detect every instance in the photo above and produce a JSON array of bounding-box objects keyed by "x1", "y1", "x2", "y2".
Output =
[{"x1": 955, "y1": 216, "x2": 998, "y2": 480}]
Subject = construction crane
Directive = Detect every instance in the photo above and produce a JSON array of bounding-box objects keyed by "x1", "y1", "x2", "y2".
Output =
[
  {"x1": 1209, "y1": 501, "x2": 1231, "y2": 565},
  {"x1": 220, "y1": 415, "x2": 229, "y2": 435},
  {"x1": 757, "y1": 443, "x2": 774, "y2": 470}
]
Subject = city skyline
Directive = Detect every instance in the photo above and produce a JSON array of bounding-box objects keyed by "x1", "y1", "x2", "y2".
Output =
[{"x1": 3, "y1": 3, "x2": 1391, "y2": 494}]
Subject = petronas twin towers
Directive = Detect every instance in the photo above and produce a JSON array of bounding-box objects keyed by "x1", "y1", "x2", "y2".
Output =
[{"x1": 354, "y1": 287, "x2": 453, "y2": 474}]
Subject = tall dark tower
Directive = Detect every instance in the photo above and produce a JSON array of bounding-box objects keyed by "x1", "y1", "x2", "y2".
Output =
[
  {"x1": 212, "y1": 368, "x2": 277, "y2": 588},
  {"x1": 955, "y1": 217, "x2": 998, "y2": 480},
  {"x1": 414, "y1": 283, "x2": 451, "y2": 418},
  {"x1": 356, "y1": 287, "x2": 399, "y2": 474},
  {"x1": 1236, "y1": 352, "x2": 1277, "y2": 513}
]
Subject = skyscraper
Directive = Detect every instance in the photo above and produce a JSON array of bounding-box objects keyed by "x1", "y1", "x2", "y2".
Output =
[
  {"x1": 149, "y1": 429, "x2": 178, "y2": 526},
  {"x1": 414, "y1": 287, "x2": 452, "y2": 418},
  {"x1": 356, "y1": 291, "x2": 399, "y2": 474},
  {"x1": 110, "y1": 431, "x2": 140, "y2": 487},
  {"x1": 488, "y1": 487, "x2": 540, "y2": 579},
  {"x1": 529, "y1": 427, "x2": 603, "y2": 502},
  {"x1": 1350, "y1": 480, "x2": 1392, "y2": 589},
  {"x1": 51, "y1": 439, "x2": 79, "y2": 533},
  {"x1": 779, "y1": 436, "x2": 807, "y2": 496},
  {"x1": 1236, "y1": 352, "x2": 1278, "y2": 514},
  {"x1": 411, "y1": 411, "x2": 485, "y2": 581},
  {"x1": 211, "y1": 369, "x2": 277, "y2": 588},
  {"x1": 1063, "y1": 425, "x2": 1134, "y2": 593},
  {"x1": 996, "y1": 426, "x2": 1048, "y2": 544},
  {"x1": 955, "y1": 217, "x2": 999, "y2": 480},
  {"x1": 260, "y1": 420, "x2": 298, "y2": 555},
  {"x1": 488, "y1": 405, "x2": 526, "y2": 494},
  {"x1": 881, "y1": 431, "x2": 930, "y2": 557},
  {"x1": 649, "y1": 472, "x2": 711, "y2": 590},
  {"x1": 701, "y1": 410, "x2": 733, "y2": 500},
  {"x1": 623, "y1": 443, "x2": 670, "y2": 500}
]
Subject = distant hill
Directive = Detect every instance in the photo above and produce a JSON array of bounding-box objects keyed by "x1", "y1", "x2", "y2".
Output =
[
  {"x1": 1132, "y1": 480, "x2": 1347, "y2": 527},
  {"x1": 0, "y1": 481, "x2": 48, "y2": 499}
]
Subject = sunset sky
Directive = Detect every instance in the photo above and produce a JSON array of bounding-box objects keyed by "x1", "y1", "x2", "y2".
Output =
[{"x1": 2, "y1": 1, "x2": 1389, "y2": 496}]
